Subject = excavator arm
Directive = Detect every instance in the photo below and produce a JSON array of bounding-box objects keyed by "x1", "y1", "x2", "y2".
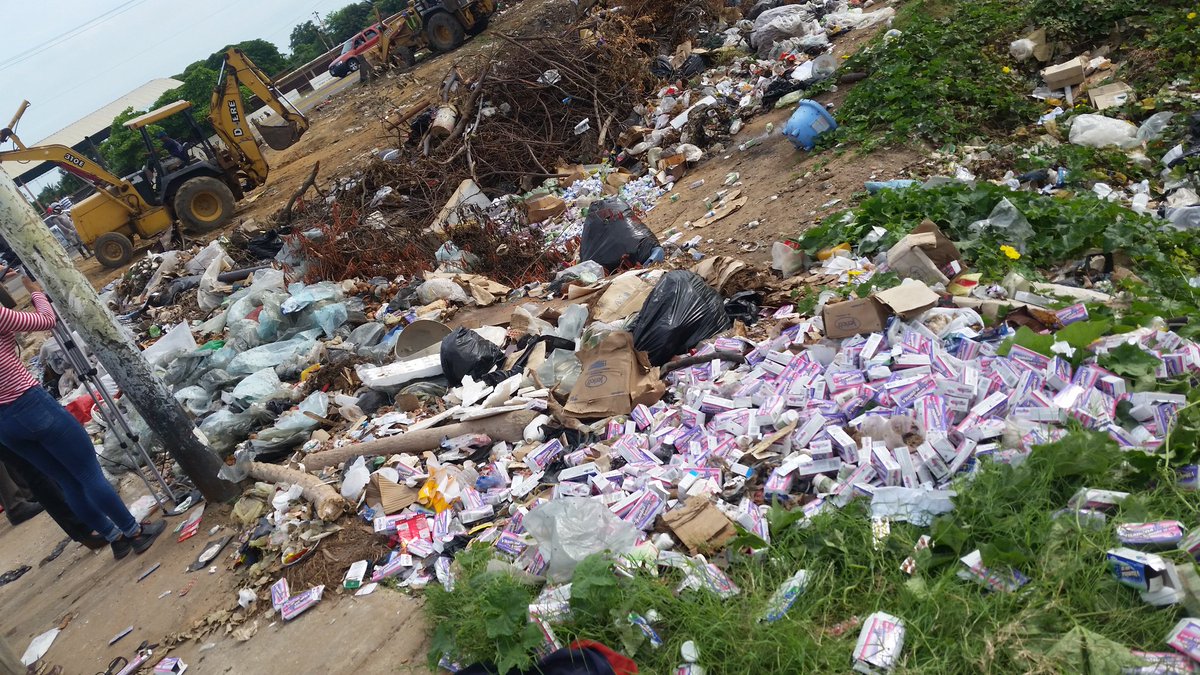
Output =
[
  {"x1": 210, "y1": 47, "x2": 309, "y2": 185},
  {"x1": 0, "y1": 144, "x2": 129, "y2": 193}
]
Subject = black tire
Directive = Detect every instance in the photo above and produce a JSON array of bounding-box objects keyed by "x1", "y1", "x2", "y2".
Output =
[
  {"x1": 94, "y1": 232, "x2": 134, "y2": 269},
  {"x1": 425, "y1": 11, "x2": 465, "y2": 52},
  {"x1": 174, "y1": 176, "x2": 236, "y2": 233},
  {"x1": 466, "y1": 13, "x2": 489, "y2": 36},
  {"x1": 347, "y1": 57, "x2": 360, "y2": 72}
]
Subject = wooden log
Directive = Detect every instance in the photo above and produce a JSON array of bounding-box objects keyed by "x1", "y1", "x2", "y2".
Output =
[
  {"x1": 246, "y1": 460, "x2": 346, "y2": 521},
  {"x1": 301, "y1": 409, "x2": 540, "y2": 470}
]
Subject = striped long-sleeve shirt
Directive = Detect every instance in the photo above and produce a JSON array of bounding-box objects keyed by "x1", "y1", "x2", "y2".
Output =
[{"x1": 0, "y1": 292, "x2": 56, "y2": 405}]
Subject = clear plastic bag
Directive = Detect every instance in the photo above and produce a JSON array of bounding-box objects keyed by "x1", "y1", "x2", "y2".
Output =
[
  {"x1": 524, "y1": 497, "x2": 639, "y2": 582},
  {"x1": 312, "y1": 302, "x2": 348, "y2": 338},
  {"x1": 554, "y1": 260, "x2": 606, "y2": 285},
  {"x1": 347, "y1": 322, "x2": 386, "y2": 349},
  {"x1": 231, "y1": 367, "x2": 288, "y2": 405},
  {"x1": 967, "y1": 198, "x2": 1035, "y2": 253},
  {"x1": 281, "y1": 281, "x2": 342, "y2": 314},
  {"x1": 250, "y1": 391, "x2": 329, "y2": 452},
  {"x1": 174, "y1": 385, "x2": 215, "y2": 416},
  {"x1": 227, "y1": 332, "x2": 320, "y2": 375},
  {"x1": 1136, "y1": 112, "x2": 1174, "y2": 142},
  {"x1": 200, "y1": 406, "x2": 273, "y2": 454}
]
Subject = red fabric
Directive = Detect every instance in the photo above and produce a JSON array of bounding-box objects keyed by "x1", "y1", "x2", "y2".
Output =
[
  {"x1": 64, "y1": 394, "x2": 94, "y2": 424},
  {"x1": 569, "y1": 640, "x2": 638, "y2": 675}
]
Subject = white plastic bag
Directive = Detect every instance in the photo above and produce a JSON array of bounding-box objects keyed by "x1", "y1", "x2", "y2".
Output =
[
  {"x1": 1069, "y1": 114, "x2": 1140, "y2": 149},
  {"x1": 524, "y1": 497, "x2": 639, "y2": 581},
  {"x1": 416, "y1": 278, "x2": 468, "y2": 304},
  {"x1": 340, "y1": 457, "x2": 370, "y2": 501}
]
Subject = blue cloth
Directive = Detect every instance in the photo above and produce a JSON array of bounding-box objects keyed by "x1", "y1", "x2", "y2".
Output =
[
  {"x1": 162, "y1": 137, "x2": 189, "y2": 163},
  {"x1": 0, "y1": 387, "x2": 139, "y2": 541}
]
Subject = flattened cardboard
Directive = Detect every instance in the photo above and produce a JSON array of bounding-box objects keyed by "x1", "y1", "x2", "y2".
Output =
[
  {"x1": 662, "y1": 495, "x2": 738, "y2": 553},
  {"x1": 1089, "y1": 82, "x2": 1134, "y2": 111},
  {"x1": 885, "y1": 220, "x2": 965, "y2": 285},
  {"x1": 364, "y1": 475, "x2": 419, "y2": 514},
  {"x1": 592, "y1": 273, "x2": 655, "y2": 323},
  {"x1": 524, "y1": 195, "x2": 566, "y2": 224},
  {"x1": 564, "y1": 331, "x2": 665, "y2": 418},
  {"x1": 822, "y1": 297, "x2": 892, "y2": 339},
  {"x1": 874, "y1": 280, "x2": 940, "y2": 319}
]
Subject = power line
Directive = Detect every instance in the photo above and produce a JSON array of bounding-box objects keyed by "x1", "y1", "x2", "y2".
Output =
[{"x1": 0, "y1": 0, "x2": 154, "y2": 72}]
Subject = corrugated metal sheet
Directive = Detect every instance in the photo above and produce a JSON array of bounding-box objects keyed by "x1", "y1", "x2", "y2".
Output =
[{"x1": 34, "y1": 77, "x2": 183, "y2": 147}]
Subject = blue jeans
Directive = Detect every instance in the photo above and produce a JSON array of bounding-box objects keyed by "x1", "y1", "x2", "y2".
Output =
[{"x1": 0, "y1": 387, "x2": 139, "y2": 541}]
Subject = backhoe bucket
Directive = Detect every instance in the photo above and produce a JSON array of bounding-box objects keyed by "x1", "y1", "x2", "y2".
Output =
[{"x1": 253, "y1": 118, "x2": 305, "y2": 151}]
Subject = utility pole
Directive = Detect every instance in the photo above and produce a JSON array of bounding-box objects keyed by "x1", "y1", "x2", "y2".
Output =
[
  {"x1": 312, "y1": 11, "x2": 334, "y2": 50},
  {"x1": 0, "y1": 171, "x2": 239, "y2": 502}
]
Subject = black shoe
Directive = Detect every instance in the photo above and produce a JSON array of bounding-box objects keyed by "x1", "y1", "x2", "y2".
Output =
[
  {"x1": 131, "y1": 520, "x2": 166, "y2": 555},
  {"x1": 7, "y1": 502, "x2": 44, "y2": 525},
  {"x1": 111, "y1": 536, "x2": 133, "y2": 560}
]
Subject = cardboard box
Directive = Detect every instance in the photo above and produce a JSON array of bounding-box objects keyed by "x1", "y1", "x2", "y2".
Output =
[
  {"x1": 874, "y1": 280, "x2": 940, "y2": 319},
  {"x1": 364, "y1": 475, "x2": 418, "y2": 514},
  {"x1": 524, "y1": 195, "x2": 566, "y2": 224},
  {"x1": 885, "y1": 220, "x2": 965, "y2": 285},
  {"x1": 1042, "y1": 56, "x2": 1087, "y2": 90},
  {"x1": 822, "y1": 297, "x2": 892, "y2": 339},
  {"x1": 1089, "y1": 82, "x2": 1134, "y2": 111},
  {"x1": 662, "y1": 495, "x2": 738, "y2": 553},
  {"x1": 1025, "y1": 28, "x2": 1050, "y2": 62}
]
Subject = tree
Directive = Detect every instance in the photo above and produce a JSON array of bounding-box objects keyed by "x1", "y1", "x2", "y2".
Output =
[
  {"x1": 289, "y1": 20, "x2": 330, "y2": 67},
  {"x1": 203, "y1": 39, "x2": 288, "y2": 77},
  {"x1": 99, "y1": 108, "x2": 151, "y2": 178},
  {"x1": 325, "y1": 2, "x2": 376, "y2": 43},
  {"x1": 35, "y1": 172, "x2": 87, "y2": 207}
]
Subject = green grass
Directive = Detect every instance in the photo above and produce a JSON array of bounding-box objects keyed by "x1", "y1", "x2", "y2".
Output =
[{"x1": 423, "y1": 433, "x2": 1196, "y2": 672}]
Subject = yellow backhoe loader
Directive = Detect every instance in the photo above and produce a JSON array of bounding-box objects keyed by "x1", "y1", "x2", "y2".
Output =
[
  {"x1": 364, "y1": 0, "x2": 496, "y2": 74},
  {"x1": 0, "y1": 48, "x2": 308, "y2": 268}
]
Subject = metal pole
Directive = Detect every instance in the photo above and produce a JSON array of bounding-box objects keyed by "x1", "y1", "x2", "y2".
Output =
[
  {"x1": 0, "y1": 170, "x2": 239, "y2": 502},
  {"x1": 48, "y1": 321, "x2": 178, "y2": 508}
]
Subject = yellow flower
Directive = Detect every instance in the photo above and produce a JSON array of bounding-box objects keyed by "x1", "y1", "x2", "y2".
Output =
[
  {"x1": 1002, "y1": 66, "x2": 1012, "y2": 74},
  {"x1": 1188, "y1": 11, "x2": 1197, "y2": 19},
  {"x1": 1000, "y1": 245, "x2": 1021, "y2": 260}
]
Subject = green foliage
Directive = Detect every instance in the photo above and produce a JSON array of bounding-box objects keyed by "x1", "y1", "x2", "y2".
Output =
[
  {"x1": 426, "y1": 546, "x2": 544, "y2": 673},
  {"x1": 1026, "y1": 0, "x2": 1193, "y2": 52},
  {"x1": 202, "y1": 39, "x2": 288, "y2": 76},
  {"x1": 98, "y1": 108, "x2": 156, "y2": 178},
  {"x1": 835, "y1": 0, "x2": 1036, "y2": 149},
  {"x1": 289, "y1": 20, "x2": 332, "y2": 67},
  {"x1": 795, "y1": 183, "x2": 1200, "y2": 308}
]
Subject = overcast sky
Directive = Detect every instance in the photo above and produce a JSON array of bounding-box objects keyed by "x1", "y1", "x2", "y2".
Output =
[{"x1": 0, "y1": 0, "x2": 355, "y2": 144}]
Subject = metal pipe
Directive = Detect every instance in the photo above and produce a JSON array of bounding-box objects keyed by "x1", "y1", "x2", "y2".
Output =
[{"x1": 0, "y1": 170, "x2": 239, "y2": 502}]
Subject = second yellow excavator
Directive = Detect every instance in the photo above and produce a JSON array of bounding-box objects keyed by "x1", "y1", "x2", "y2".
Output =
[{"x1": 0, "y1": 48, "x2": 308, "y2": 268}]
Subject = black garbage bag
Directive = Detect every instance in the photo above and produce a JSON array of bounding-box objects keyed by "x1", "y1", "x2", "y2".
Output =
[
  {"x1": 246, "y1": 227, "x2": 289, "y2": 260},
  {"x1": 631, "y1": 270, "x2": 731, "y2": 366},
  {"x1": 580, "y1": 198, "x2": 661, "y2": 272},
  {"x1": 725, "y1": 290, "x2": 762, "y2": 325},
  {"x1": 440, "y1": 327, "x2": 505, "y2": 386}
]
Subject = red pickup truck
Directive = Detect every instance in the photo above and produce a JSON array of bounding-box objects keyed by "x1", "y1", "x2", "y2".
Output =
[{"x1": 328, "y1": 24, "x2": 383, "y2": 78}]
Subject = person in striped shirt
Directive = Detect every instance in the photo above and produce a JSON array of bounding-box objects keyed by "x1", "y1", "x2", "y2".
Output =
[{"x1": 0, "y1": 270, "x2": 165, "y2": 559}]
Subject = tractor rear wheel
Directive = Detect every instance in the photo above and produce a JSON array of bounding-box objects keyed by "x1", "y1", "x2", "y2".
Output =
[
  {"x1": 174, "y1": 177, "x2": 236, "y2": 233},
  {"x1": 425, "y1": 12, "x2": 465, "y2": 52},
  {"x1": 94, "y1": 232, "x2": 135, "y2": 269}
]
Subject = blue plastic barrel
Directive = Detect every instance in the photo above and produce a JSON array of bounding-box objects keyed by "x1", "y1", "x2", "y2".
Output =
[{"x1": 783, "y1": 100, "x2": 838, "y2": 150}]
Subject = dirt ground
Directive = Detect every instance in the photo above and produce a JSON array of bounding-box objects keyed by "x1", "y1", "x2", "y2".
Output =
[{"x1": 0, "y1": 481, "x2": 432, "y2": 674}]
